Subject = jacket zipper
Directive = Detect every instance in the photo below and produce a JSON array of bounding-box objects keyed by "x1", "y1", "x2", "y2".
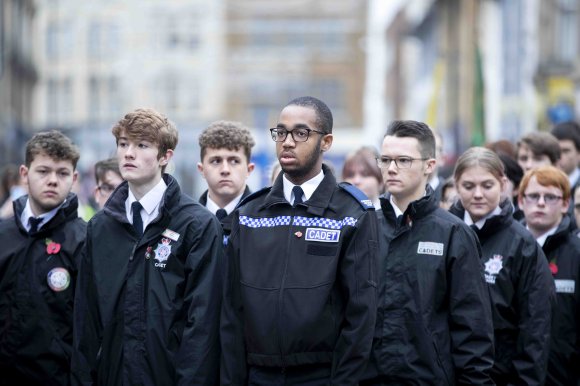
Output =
[{"x1": 277, "y1": 207, "x2": 298, "y2": 370}]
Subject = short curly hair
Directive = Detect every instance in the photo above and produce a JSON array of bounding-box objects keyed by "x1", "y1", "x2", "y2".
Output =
[
  {"x1": 112, "y1": 108, "x2": 178, "y2": 167},
  {"x1": 25, "y1": 130, "x2": 80, "y2": 169},
  {"x1": 198, "y1": 121, "x2": 255, "y2": 162}
]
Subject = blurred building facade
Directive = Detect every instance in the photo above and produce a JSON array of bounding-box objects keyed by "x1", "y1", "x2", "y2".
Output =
[
  {"x1": 0, "y1": 0, "x2": 37, "y2": 165},
  {"x1": 33, "y1": 0, "x2": 226, "y2": 191},
  {"x1": 380, "y1": 0, "x2": 580, "y2": 156}
]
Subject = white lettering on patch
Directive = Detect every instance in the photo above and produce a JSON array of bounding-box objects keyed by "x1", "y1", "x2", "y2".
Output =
[
  {"x1": 305, "y1": 228, "x2": 340, "y2": 242},
  {"x1": 555, "y1": 279, "x2": 575, "y2": 294},
  {"x1": 417, "y1": 241, "x2": 444, "y2": 256}
]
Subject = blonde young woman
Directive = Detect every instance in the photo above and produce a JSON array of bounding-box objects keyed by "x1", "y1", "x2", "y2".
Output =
[{"x1": 449, "y1": 147, "x2": 555, "y2": 385}]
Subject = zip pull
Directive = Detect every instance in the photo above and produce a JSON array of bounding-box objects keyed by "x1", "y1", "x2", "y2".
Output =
[{"x1": 129, "y1": 242, "x2": 137, "y2": 261}]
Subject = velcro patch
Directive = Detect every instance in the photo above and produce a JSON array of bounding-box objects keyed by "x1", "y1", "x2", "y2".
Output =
[
  {"x1": 555, "y1": 279, "x2": 575, "y2": 294},
  {"x1": 417, "y1": 241, "x2": 444, "y2": 256},
  {"x1": 305, "y1": 228, "x2": 340, "y2": 242}
]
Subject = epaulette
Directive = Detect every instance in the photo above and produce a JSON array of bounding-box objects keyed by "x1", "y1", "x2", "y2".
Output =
[
  {"x1": 237, "y1": 186, "x2": 272, "y2": 208},
  {"x1": 339, "y1": 182, "x2": 374, "y2": 210}
]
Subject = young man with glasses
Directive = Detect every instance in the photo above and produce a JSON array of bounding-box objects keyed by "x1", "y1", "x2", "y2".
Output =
[
  {"x1": 519, "y1": 165, "x2": 580, "y2": 385},
  {"x1": 93, "y1": 157, "x2": 123, "y2": 210},
  {"x1": 360, "y1": 120, "x2": 494, "y2": 385},
  {"x1": 221, "y1": 96, "x2": 378, "y2": 385}
]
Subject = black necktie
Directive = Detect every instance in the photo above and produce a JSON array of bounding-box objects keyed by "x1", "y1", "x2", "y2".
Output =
[
  {"x1": 292, "y1": 186, "x2": 304, "y2": 206},
  {"x1": 132, "y1": 201, "x2": 143, "y2": 237},
  {"x1": 29, "y1": 217, "x2": 43, "y2": 233},
  {"x1": 216, "y1": 208, "x2": 228, "y2": 220}
]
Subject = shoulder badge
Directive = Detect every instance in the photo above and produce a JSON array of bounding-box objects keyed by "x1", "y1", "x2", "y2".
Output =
[{"x1": 339, "y1": 182, "x2": 374, "y2": 210}]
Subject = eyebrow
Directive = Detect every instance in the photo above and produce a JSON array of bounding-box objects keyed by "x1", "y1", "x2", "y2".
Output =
[{"x1": 276, "y1": 123, "x2": 310, "y2": 130}]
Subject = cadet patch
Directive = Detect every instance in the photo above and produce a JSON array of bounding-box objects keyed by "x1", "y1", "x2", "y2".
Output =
[
  {"x1": 484, "y1": 254, "x2": 503, "y2": 284},
  {"x1": 305, "y1": 228, "x2": 340, "y2": 242},
  {"x1": 154, "y1": 238, "x2": 172, "y2": 268},
  {"x1": 555, "y1": 279, "x2": 575, "y2": 294},
  {"x1": 47, "y1": 267, "x2": 70, "y2": 292},
  {"x1": 417, "y1": 241, "x2": 444, "y2": 256},
  {"x1": 162, "y1": 228, "x2": 180, "y2": 242}
]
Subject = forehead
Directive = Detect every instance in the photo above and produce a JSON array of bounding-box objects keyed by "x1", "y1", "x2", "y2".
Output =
[
  {"x1": 278, "y1": 105, "x2": 317, "y2": 128},
  {"x1": 381, "y1": 135, "x2": 421, "y2": 156},
  {"x1": 30, "y1": 152, "x2": 74, "y2": 170},
  {"x1": 457, "y1": 165, "x2": 499, "y2": 183},
  {"x1": 203, "y1": 147, "x2": 245, "y2": 159},
  {"x1": 559, "y1": 139, "x2": 577, "y2": 149},
  {"x1": 525, "y1": 176, "x2": 563, "y2": 194}
]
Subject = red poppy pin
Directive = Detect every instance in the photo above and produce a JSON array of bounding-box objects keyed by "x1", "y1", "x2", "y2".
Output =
[
  {"x1": 549, "y1": 259, "x2": 558, "y2": 275},
  {"x1": 295, "y1": 231, "x2": 303, "y2": 238},
  {"x1": 145, "y1": 246, "x2": 153, "y2": 259},
  {"x1": 45, "y1": 239, "x2": 61, "y2": 255}
]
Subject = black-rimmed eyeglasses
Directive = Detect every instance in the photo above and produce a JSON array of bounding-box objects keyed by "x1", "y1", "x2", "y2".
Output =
[
  {"x1": 376, "y1": 156, "x2": 428, "y2": 169},
  {"x1": 270, "y1": 127, "x2": 325, "y2": 143}
]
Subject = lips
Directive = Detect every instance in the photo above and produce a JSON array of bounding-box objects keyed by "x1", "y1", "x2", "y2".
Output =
[
  {"x1": 43, "y1": 190, "x2": 58, "y2": 197},
  {"x1": 123, "y1": 163, "x2": 137, "y2": 169}
]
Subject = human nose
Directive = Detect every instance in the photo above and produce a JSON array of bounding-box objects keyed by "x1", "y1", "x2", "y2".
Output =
[
  {"x1": 220, "y1": 160, "x2": 231, "y2": 174},
  {"x1": 473, "y1": 186, "x2": 483, "y2": 197},
  {"x1": 387, "y1": 159, "x2": 398, "y2": 172},
  {"x1": 124, "y1": 144, "x2": 136, "y2": 158}
]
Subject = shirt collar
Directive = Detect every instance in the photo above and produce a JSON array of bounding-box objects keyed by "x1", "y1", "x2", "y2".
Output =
[
  {"x1": 532, "y1": 224, "x2": 559, "y2": 247},
  {"x1": 282, "y1": 169, "x2": 324, "y2": 204},
  {"x1": 569, "y1": 167, "x2": 580, "y2": 187},
  {"x1": 389, "y1": 195, "x2": 404, "y2": 218},
  {"x1": 21, "y1": 197, "x2": 66, "y2": 232},
  {"x1": 429, "y1": 175, "x2": 441, "y2": 190},
  {"x1": 464, "y1": 205, "x2": 502, "y2": 229},
  {"x1": 126, "y1": 178, "x2": 167, "y2": 216},
  {"x1": 206, "y1": 192, "x2": 244, "y2": 216}
]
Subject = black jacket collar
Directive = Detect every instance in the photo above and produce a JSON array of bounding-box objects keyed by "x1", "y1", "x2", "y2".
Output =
[
  {"x1": 379, "y1": 184, "x2": 439, "y2": 224},
  {"x1": 13, "y1": 192, "x2": 80, "y2": 235},
  {"x1": 449, "y1": 198, "x2": 513, "y2": 240},
  {"x1": 260, "y1": 164, "x2": 336, "y2": 217}
]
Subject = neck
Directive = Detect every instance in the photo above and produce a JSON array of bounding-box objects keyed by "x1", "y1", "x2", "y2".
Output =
[
  {"x1": 209, "y1": 190, "x2": 241, "y2": 209},
  {"x1": 129, "y1": 174, "x2": 162, "y2": 201},
  {"x1": 392, "y1": 185, "x2": 426, "y2": 214}
]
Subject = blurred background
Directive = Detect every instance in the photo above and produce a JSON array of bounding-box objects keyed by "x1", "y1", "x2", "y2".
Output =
[{"x1": 1, "y1": 0, "x2": 579, "y2": 198}]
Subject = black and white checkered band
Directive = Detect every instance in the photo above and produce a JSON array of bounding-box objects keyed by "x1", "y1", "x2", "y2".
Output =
[{"x1": 239, "y1": 215, "x2": 357, "y2": 229}]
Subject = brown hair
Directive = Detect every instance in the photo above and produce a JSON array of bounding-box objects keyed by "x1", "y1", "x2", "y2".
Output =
[
  {"x1": 25, "y1": 130, "x2": 80, "y2": 169},
  {"x1": 94, "y1": 157, "x2": 121, "y2": 184},
  {"x1": 198, "y1": 121, "x2": 255, "y2": 162},
  {"x1": 518, "y1": 165, "x2": 571, "y2": 201},
  {"x1": 454, "y1": 147, "x2": 505, "y2": 183},
  {"x1": 516, "y1": 132, "x2": 561, "y2": 165},
  {"x1": 111, "y1": 108, "x2": 178, "y2": 172},
  {"x1": 342, "y1": 147, "x2": 384, "y2": 193}
]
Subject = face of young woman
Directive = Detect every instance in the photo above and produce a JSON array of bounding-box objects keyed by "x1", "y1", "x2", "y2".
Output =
[{"x1": 456, "y1": 165, "x2": 504, "y2": 222}]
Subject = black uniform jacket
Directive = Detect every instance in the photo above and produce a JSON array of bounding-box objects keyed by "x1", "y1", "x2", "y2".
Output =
[
  {"x1": 0, "y1": 193, "x2": 86, "y2": 385},
  {"x1": 72, "y1": 175, "x2": 223, "y2": 386},
  {"x1": 363, "y1": 187, "x2": 495, "y2": 385},
  {"x1": 199, "y1": 185, "x2": 251, "y2": 237},
  {"x1": 450, "y1": 199, "x2": 555, "y2": 385},
  {"x1": 220, "y1": 167, "x2": 378, "y2": 385},
  {"x1": 538, "y1": 216, "x2": 580, "y2": 386}
]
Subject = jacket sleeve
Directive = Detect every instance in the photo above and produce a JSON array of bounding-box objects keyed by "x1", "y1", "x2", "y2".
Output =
[
  {"x1": 511, "y1": 241, "x2": 555, "y2": 384},
  {"x1": 174, "y1": 215, "x2": 223, "y2": 386},
  {"x1": 447, "y1": 224, "x2": 495, "y2": 385},
  {"x1": 332, "y1": 209, "x2": 378, "y2": 384},
  {"x1": 71, "y1": 222, "x2": 102, "y2": 386},
  {"x1": 220, "y1": 213, "x2": 248, "y2": 385}
]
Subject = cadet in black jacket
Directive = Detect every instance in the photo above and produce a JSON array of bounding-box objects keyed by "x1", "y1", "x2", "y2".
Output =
[
  {"x1": 519, "y1": 166, "x2": 580, "y2": 385},
  {"x1": 361, "y1": 121, "x2": 495, "y2": 385},
  {"x1": 72, "y1": 108, "x2": 223, "y2": 385},
  {"x1": 450, "y1": 147, "x2": 555, "y2": 385},
  {"x1": 197, "y1": 121, "x2": 255, "y2": 239},
  {"x1": 221, "y1": 96, "x2": 378, "y2": 385},
  {"x1": 0, "y1": 131, "x2": 86, "y2": 385}
]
